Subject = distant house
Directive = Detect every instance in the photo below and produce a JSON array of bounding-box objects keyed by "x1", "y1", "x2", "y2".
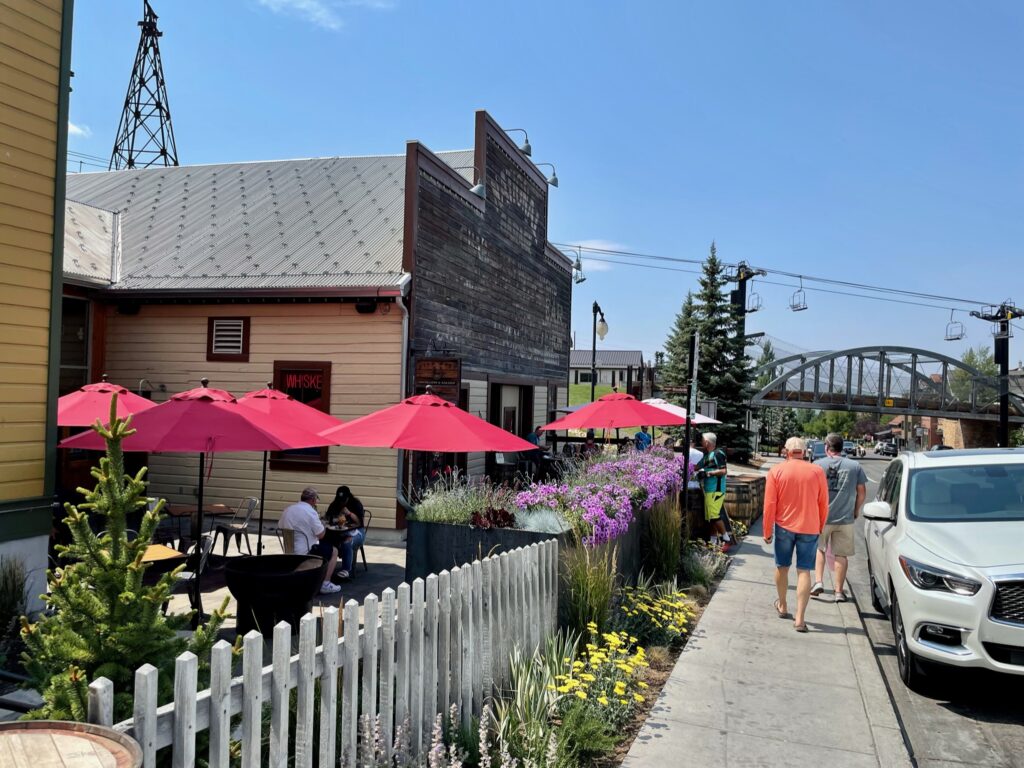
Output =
[
  {"x1": 60, "y1": 111, "x2": 572, "y2": 528},
  {"x1": 569, "y1": 349, "x2": 645, "y2": 393}
]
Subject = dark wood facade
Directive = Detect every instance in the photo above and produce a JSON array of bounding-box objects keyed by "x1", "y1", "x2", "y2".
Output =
[{"x1": 406, "y1": 112, "x2": 572, "y2": 406}]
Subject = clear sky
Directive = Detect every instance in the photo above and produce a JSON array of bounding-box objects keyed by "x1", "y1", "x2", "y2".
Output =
[{"x1": 66, "y1": 1, "x2": 1024, "y2": 366}]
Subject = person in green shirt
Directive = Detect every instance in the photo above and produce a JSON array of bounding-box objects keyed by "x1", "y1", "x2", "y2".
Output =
[{"x1": 697, "y1": 433, "x2": 733, "y2": 547}]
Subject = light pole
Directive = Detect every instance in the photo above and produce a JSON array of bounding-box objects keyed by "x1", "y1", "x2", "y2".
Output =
[{"x1": 591, "y1": 301, "x2": 608, "y2": 402}]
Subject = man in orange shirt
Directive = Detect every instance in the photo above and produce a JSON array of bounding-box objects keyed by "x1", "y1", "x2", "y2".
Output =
[{"x1": 763, "y1": 436, "x2": 829, "y2": 632}]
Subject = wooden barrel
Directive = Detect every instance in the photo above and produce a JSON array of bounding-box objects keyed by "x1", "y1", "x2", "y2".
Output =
[
  {"x1": 724, "y1": 475, "x2": 766, "y2": 524},
  {"x1": 0, "y1": 720, "x2": 142, "y2": 768}
]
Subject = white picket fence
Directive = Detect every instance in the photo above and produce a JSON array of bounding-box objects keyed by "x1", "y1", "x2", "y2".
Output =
[{"x1": 85, "y1": 539, "x2": 558, "y2": 767}]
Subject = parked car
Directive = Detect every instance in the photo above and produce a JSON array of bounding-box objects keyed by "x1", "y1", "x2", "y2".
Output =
[
  {"x1": 863, "y1": 448, "x2": 1024, "y2": 690},
  {"x1": 842, "y1": 440, "x2": 858, "y2": 457},
  {"x1": 930, "y1": 444, "x2": 953, "y2": 451},
  {"x1": 805, "y1": 440, "x2": 826, "y2": 462},
  {"x1": 878, "y1": 442, "x2": 898, "y2": 457}
]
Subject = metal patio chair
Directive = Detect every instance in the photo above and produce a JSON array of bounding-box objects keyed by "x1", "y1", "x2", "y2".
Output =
[{"x1": 211, "y1": 497, "x2": 259, "y2": 556}]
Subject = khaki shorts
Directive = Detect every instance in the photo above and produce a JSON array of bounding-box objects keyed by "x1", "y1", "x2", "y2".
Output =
[{"x1": 818, "y1": 523, "x2": 855, "y2": 557}]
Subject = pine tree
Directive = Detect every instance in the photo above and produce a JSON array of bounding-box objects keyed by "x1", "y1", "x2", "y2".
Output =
[
  {"x1": 21, "y1": 395, "x2": 229, "y2": 722},
  {"x1": 692, "y1": 243, "x2": 754, "y2": 461},
  {"x1": 662, "y1": 291, "x2": 698, "y2": 405},
  {"x1": 755, "y1": 341, "x2": 778, "y2": 449}
]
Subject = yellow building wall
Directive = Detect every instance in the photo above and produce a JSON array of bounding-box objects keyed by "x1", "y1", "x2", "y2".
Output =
[
  {"x1": 0, "y1": 0, "x2": 66, "y2": 503},
  {"x1": 101, "y1": 303, "x2": 404, "y2": 528}
]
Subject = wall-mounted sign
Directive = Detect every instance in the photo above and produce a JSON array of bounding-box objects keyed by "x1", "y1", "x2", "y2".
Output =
[
  {"x1": 414, "y1": 357, "x2": 462, "y2": 405},
  {"x1": 883, "y1": 398, "x2": 895, "y2": 407}
]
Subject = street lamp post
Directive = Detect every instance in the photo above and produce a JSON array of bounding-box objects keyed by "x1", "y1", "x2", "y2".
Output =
[{"x1": 591, "y1": 301, "x2": 608, "y2": 402}]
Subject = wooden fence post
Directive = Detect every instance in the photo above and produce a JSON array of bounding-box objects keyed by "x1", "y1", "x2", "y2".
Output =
[
  {"x1": 296, "y1": 614, "x2": 317, "y2": 768},
  {"x1": 270, "y1": 622, "x2": 292, "y2": 768},
  {"x1": 171, "y1": 653, "x2": 198, "y2": 768},
  {"x1": 480, "y1": 557, "x2": 493, "y2": 703},
  {"x1": 133, "y1": 665, "x2": 158, "y2": 768},
  {"x1": 87, "y1": 677, "x2": 113, "y2": 727},
  {"x1": 423, "y1": 574, "x2": 439, "y2": 746},
  {"x1": 241, "y1": 630, "x2": 264, "y2": 768},
  {"x1": 437, "y1": 570, "x2": 451, "y2": 718},
  {"x1": 410, "y1": 578, "x2": 425, "y2": 751},
  {"x1": 460, "y1": 562, "x2": 473, "y2": 731},
  {"x1": 320, "y1": 606, "x2": 340, "y2": 768},
  {"x1": 342, "y1": 600, "x2": 360, "y2": 767},
  {"x1": 209, "y1": 641, "x2": 233, "y2": 768},
  {"x1": 395, "y1": 583, "x2": 411, "y2": 746},
  {"x1": 379, "y1": 589, "x2": 396, "y2": 761},
  {"x1": 362, "y1": 594, "x2": 379, "y2": 728},
  {"x1": 471, "y1": 559, "x2": 483, "y2": 718},
  {"x1": 449, "y1": 566, "x2": 463, "y2": 718}
]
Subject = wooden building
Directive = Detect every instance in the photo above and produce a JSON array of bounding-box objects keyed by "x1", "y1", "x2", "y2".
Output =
[
  {"x1": 62, "y1": 111, "x2": 571, "y2": 529},
  {"x1": 569, "y1": 349, "x2": 646, "y2": 394},
  {"x1": 1, "y1": 0, "x2": 74, "y2": 603}
]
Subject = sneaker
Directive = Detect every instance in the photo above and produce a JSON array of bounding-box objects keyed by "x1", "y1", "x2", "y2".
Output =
[
  {"x1": 336, "y1": 569, "x2": 350, "y2": 580},
  {"x1": 320, "y1": 581, "x2": 341, "y2": 594},
  {"x1": 834, "y1": 590, "x2": 848, "y2": 603},
  {"x1": 810, "y1": 581, "x2": 825, "y2": 596}
]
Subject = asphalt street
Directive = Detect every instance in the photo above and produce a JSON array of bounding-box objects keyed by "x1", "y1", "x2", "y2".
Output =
[{"x1": 846, "y1": 456, "x2": 1024, "y2": 768}]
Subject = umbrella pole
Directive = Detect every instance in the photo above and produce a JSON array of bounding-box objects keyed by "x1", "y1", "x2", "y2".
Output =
[
  {"x1": 192, "y1": 452, "x2": 206, "y2": 627},
  {"x1": 257, "y1": 451, "x2": 268, "y2": 556}
]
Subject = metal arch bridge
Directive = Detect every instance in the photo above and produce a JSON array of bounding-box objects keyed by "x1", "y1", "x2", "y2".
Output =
[{"x1": 751, "y1": 346, "x2": 1024, "y2": 422}]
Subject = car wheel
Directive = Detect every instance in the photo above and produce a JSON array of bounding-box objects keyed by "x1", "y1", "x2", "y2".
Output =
[
  {"x1": 891, "y1": 593, "x2": 928, "y2": 691},
  {"x1": 867, "y1": 557, "x2": 886, "y2": 615}
]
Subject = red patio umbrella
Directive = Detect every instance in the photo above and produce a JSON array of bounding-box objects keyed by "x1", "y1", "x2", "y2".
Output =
[
  {"x1": 539, "y1": 392, "x2": 689, "y2": 432},
  {"x1": 237, "y1": 387, "x2": 345, "y2": 555},
  {"x1": 60, "y1": 383, "x2": 329, "y2": 617},
  {"x1": 58, "y1": 380, "x2": 157, "y2": 426},
  {"x1": 320, "y1": 393, "x2": 536, "y2": 452}
]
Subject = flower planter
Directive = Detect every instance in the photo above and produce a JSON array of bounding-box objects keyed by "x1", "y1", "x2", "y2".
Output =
[
  {"x1": 405, "y1": 521, "x2": 571, "y2": 583},
  {"x1": 724, "y1": 474, "x2": 765, "y2": 525}
]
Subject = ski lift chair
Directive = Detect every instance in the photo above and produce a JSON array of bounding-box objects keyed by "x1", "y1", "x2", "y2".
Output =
[
  {"x1": 945, "y1": 310, "x2": 965, "y2": 342},
  {"x1": 790, "y1": 277, "x2": 808, "y2": 312}
]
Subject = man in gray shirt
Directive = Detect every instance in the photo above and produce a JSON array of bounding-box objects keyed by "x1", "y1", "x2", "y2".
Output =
[{"x1": 811, "y1": 433, "x2": 867, "y2": 602}]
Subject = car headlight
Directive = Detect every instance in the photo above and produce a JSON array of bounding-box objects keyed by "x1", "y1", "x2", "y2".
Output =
[{"x1": 898, "y1": 556, "x2": 981, "y2": 596}]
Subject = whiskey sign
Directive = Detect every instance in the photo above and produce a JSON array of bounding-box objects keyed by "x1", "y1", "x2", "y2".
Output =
[{"x1": 414, "y1": 357, "x2": 461, "y2": 404}]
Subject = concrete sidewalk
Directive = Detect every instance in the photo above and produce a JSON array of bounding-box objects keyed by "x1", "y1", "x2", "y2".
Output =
[{"x1": 623, "y1": 522, "x2": 913, "y2": 767}]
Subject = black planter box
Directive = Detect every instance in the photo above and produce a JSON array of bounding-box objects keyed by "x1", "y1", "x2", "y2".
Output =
[{"x1": 405, "y1": 520, "x2": 572, "y2": 582}]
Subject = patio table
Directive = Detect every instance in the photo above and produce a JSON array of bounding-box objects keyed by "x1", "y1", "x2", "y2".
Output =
[
  {"x1": 142, "y1": 543, "x2": 187, "y2": 563},
  {"x1": 0, "y1": 720, "x2": 142, "y2": 767},
  {"x1": 166, "y1": 503, "x2": 234, "y2": 541}
]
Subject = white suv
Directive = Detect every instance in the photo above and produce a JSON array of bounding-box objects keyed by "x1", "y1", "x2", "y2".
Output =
[{"x1": 863, "y1": 448, "x2": 1024, "y2": 689}]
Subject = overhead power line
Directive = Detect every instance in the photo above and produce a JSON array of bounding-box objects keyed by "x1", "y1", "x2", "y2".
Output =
[{"x1": 555, "y1": 241, "x2": 999, "y2": 309}]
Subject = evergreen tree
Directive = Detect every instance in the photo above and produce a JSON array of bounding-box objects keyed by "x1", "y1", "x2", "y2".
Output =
[
  {"x1": 692, "y1": 243, "x2": 754, "y2": 461},
  {"x1": 755, "y1": 341, "x2": 778, "y2": 449},
  {"x1": 661, "y1": 291, "x2": 698, "y2": 405},
  {"x1": 21, "y1": 395, "x2": 229, "y2": 722}
]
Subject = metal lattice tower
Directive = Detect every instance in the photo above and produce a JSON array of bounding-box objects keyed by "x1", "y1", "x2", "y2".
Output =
[{"x1": 109, "y1": 1, "x2": 178, "y2": 170}]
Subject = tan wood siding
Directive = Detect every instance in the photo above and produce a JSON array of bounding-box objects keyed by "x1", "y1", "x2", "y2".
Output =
[
  {"x1": 0, "y1": 0, "x2": 62, "y2": 503},
  {"x1": 101, "y1": 303, "x2": 404, "y2": 528}
]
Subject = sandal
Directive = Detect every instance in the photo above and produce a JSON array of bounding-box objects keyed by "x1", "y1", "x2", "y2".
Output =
[
  {"x1": 773, "y1": 599, "x2": 790, "y2": 619},
  {"x1": 794, "y1": 622, "x2": 809, "y2": 633}
]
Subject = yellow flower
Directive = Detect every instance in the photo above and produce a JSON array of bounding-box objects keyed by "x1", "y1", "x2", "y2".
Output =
[
  {"x1": 546, "y1": 684, "x2": 556, "y2": 691},
  {"x1": 580, "y1": 673, "x2": 596, "y2": 682},
  {"x1": 633, "y1": 693, "x2": 644, "y2": 702},
  {"x1": 575, "y1": 690, "x2": 587, "y2": 700},
  {"x1": 597, "y1": 696, "x2": 609, "y2": 706},
  {"x1": 557, "y1": 685, "x2": 570, "y2": 693},
  {"x1": 619, "y1": 698, "x2": 628, "y2": 705},
  {"x1": 638, "y1": 681, "x2": 649, "y2": 689}
]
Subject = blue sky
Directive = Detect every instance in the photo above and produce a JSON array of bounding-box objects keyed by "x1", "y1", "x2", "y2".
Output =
[{"x1": 66, "y1": 1, "x2": 1024, "y2": 365}]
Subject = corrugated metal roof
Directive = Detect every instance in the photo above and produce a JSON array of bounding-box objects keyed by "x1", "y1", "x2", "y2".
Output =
[
  {"x1": 65, "y1": 150, "x2": 471, "y2": 292},
  {"x1": 63, "y1": 200, "x2": 118, "y2": 285},
  {"x1": 569, "y1": 350, "x2": 644, "y2": 368}
]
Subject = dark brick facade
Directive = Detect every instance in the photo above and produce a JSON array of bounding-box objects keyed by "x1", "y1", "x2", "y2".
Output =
[{"x1": 410, "y1": 132, "x2": 571, "y2": 383}]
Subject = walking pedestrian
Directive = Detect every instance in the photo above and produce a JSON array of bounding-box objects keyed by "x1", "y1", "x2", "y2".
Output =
[
  {"x1": 763, "y1": 437, "x2": 829, "y2": 632},
  {"x1": 812, "y1": 433, "x2": 867, "y2": 602},
  {"x1": 696, "y1": 433, "x2": 733, "y2": 547}
]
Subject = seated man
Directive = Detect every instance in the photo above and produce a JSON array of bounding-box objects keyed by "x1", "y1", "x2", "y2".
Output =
[
  {"x1": 326, "y1": 485, "x2": 366, "y2": 576},
  {"x1": 280, "y1": 487, "x2": 341, "y2": 594}
]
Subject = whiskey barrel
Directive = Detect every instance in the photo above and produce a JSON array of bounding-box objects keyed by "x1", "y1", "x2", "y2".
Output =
[{"x1": 0, "y1": 720, "x2": 142, "y2": 767}]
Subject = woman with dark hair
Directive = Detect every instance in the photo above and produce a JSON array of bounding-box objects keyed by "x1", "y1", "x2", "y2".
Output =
[{"x1": 325, "y1": 486, "x2": 366, "y2": 577}]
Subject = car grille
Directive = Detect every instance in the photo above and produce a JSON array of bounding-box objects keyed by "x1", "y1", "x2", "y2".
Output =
[{"x1": 991, "y1": 581, "x2": 1024, "y2": 626}]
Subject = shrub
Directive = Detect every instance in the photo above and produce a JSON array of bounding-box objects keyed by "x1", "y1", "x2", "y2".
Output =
[
  {"x1": 610, "y1": 581, "x2": 697, "y2": 648},
  {"x1": 563, "y1": 542, "x2": 617, "y2": 635},
  {"x1": 553, "y1": 625, "x2": 650, "y2": 731},
  {"x1": 514, "y1": 509, "x2": 571, "y2": 535},
  {"x1": 555, "y1": 702, "x2": 617, "y2": 767},
  {"x1": 0, "y1": 556, "x2": 28, "y2": 671},
  {"x1": 470, "y1": 507, "x2": 515, "y2": 529},
  {"x1": 679, "y1": 540, "x2": 730, "y2": 590},
  {"x1": 644, "y1": 497, "x2": 681, "y2": 581},
  {"x1": 414, "y1": 473, "x2": 517, "y2": 526}
]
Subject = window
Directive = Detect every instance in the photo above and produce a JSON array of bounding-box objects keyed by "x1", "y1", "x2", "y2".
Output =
[
  {"x1": 206, "y1": 317, "x2": 250, "y2": 362},
  {"x1": 269, "y1": 361, "x2": 331, "y2": 471},
  {"x1": 578, "y1": 371, "x2": 592, "y2": 383},
  {"x1": 879, "y1": 461, "x2": 903, "y2": 515},
  {"x1": 59, "y1": 296, "x2": 90, "y2": 394}
]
